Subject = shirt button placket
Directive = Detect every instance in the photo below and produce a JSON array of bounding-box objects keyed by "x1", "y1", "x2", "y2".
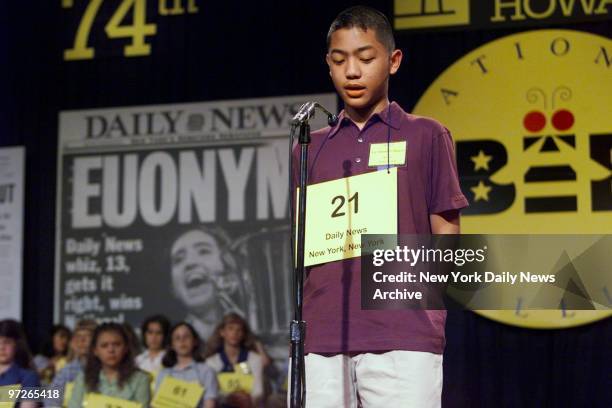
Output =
[{"x1": 356, "y1": 132, "x2": 364, "y2": 164}]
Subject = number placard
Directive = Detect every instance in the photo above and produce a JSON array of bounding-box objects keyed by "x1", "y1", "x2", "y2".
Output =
[
  {"x1": 217, "y1": 371, "x2": 254, "y2": 394},
  {"x1": 296, "y1": 168, "x2": 398, "y2": 266},
  {"x1": 62, "y1": 382, "x2": 75, "y2": 408},
  {"x1": 151, "y1": 376, "x2": 204, "y2": 408},
  {"x1": 0, "y1": 384, "x2": 21, "y2": 408},
  {"x1": 331, "y1": 192, "x2": 359, "y2": 218},
  {"x1": 83, "y1": 393, "x2": 142, "y2": 408}
]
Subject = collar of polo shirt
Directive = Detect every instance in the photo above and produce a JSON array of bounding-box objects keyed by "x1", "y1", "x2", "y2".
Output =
[{"x1": 329, "y1": 101, "x2": 402, "y2": 139}]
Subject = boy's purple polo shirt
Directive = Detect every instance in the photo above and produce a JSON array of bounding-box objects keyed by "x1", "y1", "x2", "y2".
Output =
[{"x1": 293, "y1": 102, "x2": 468, "y2": 355}]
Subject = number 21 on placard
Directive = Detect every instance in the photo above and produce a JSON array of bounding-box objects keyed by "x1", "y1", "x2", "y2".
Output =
[
  {"x1": 64, "y1": 0, "x2": 156, "y2": 60},
  {"x1": 331, "y1": 192, "x2": 359, "y2": 218}
]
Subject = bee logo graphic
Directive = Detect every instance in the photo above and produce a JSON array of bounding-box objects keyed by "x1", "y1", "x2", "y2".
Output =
[{"x1": 413, "y1": 29, "x2": 612, "y2": 328}]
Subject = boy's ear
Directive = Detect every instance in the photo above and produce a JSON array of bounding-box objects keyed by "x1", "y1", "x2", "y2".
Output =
[{"x1": 389, "y1": 49, "x2": 403, "y2": 75}]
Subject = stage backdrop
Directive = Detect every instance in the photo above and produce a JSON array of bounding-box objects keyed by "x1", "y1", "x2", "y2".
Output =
[{"x1": 56, "y1": 94, "x2": 336, "y2": 361}]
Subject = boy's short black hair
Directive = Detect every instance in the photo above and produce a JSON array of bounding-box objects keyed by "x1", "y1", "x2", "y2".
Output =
[{"x1": 327, "y1": 6, "x2": 395, "y2": 52}]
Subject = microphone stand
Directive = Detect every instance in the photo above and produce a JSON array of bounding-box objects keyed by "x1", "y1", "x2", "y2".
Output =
[
  {"x1": 290, "y1": 121, "x2": 310, "y2": 408},
  {"x1": 289, "y1": 102, "x2": 337, "y2": 408}
]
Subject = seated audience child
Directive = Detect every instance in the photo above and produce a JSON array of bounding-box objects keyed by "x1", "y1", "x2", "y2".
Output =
[
  {"x1": 155, "y1": 322, "x2": 218, "y2": 408},
  {"x1": 45, "y1": 319, "x2": 96, "y2": 406},
  {"x1": 68, "y1": 323, "x2": 150, "y2": 407},
  {"x1": 205, "y1": 313, "x2": 264, "y2": 407},
  {"x1": 136, "y1": 315, "x2": 169, "y2": 375},
  {"x1": 0, "y1": 319, "x2": 40, "y2": 408},
  {"x1": 33, "y1": 324, "x2": 71, "y2": 384}
]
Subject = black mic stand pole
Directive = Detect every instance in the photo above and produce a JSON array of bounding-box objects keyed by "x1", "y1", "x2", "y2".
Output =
[{"x1": 290, "y1": 121, "x2": 310, "y2": 408}]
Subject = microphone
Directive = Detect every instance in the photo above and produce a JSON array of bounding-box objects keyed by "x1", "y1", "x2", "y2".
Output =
[
  {"x1": 292, "y1": 101, "x2": 338, "y2": 127},
  {"x1": 327, "y1": 111, "x2": 339, "y2": 127}
]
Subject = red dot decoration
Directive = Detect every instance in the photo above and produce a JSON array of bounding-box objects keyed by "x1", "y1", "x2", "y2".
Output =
[
  {"x1": 552, "y1": 109, "x2": 574, "y2": 131},
  {"x1": 523, "y1": 111, "x2": 546, "y2": 132}
]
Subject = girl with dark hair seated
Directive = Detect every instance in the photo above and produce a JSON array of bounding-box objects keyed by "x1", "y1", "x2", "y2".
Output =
[
  {"x1": 33, "y1": 324, "x2": 71, "y2": 384},
  {"x1": 155, "y1": 322, "x2": 218, "y2": 408},
  {"x1": 68, "y1": 323, "x2": 150, "y2": 407},
  {"x1": 0, "y1": 319, "x2": 39, "y2": 408},
  {"x1": 136, "y1": 314, "x2": 170, "y2": 375}
]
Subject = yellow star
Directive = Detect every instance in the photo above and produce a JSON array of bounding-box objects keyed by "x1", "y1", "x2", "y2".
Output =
[
  {"x1": 471, "y1": 150, "x2": 493, "y2": 171},
  {"x1": 471, "y1": 181, "x2": 492, "y2": 202}
]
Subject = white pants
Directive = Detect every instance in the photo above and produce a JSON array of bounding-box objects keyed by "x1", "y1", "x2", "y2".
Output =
[{"x1": 290, "y1": 351, "x2": 443, "y2": 408}]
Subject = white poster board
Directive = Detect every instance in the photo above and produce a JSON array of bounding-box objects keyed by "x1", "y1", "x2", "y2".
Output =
[{"x1": 0, "y1": 147, "x2": 25, "y2": 319}]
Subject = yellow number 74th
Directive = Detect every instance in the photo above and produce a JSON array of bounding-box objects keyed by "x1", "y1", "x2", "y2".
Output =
[{"x1": 64, "y1": 0, "x2": 156, "y2": 60}]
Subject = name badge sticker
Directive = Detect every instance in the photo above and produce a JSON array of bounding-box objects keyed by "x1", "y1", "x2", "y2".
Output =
[{"x1": 368, "y1": 141, "x2": 407, "y2": 167}]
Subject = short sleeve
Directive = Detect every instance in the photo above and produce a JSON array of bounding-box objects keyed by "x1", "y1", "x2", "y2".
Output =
[
  {"x1": 200, "y1": 364, "x2": 219, "y2": 401},
  {"x1": 429, "y1": 128, "x2": 469, "y2": 214},
  {"x1": 204, "y1": 354, "x2": 222, "y2": 373},
  {"x1": 248, "y1": 352, "x2": 264, "y2": 400}
]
